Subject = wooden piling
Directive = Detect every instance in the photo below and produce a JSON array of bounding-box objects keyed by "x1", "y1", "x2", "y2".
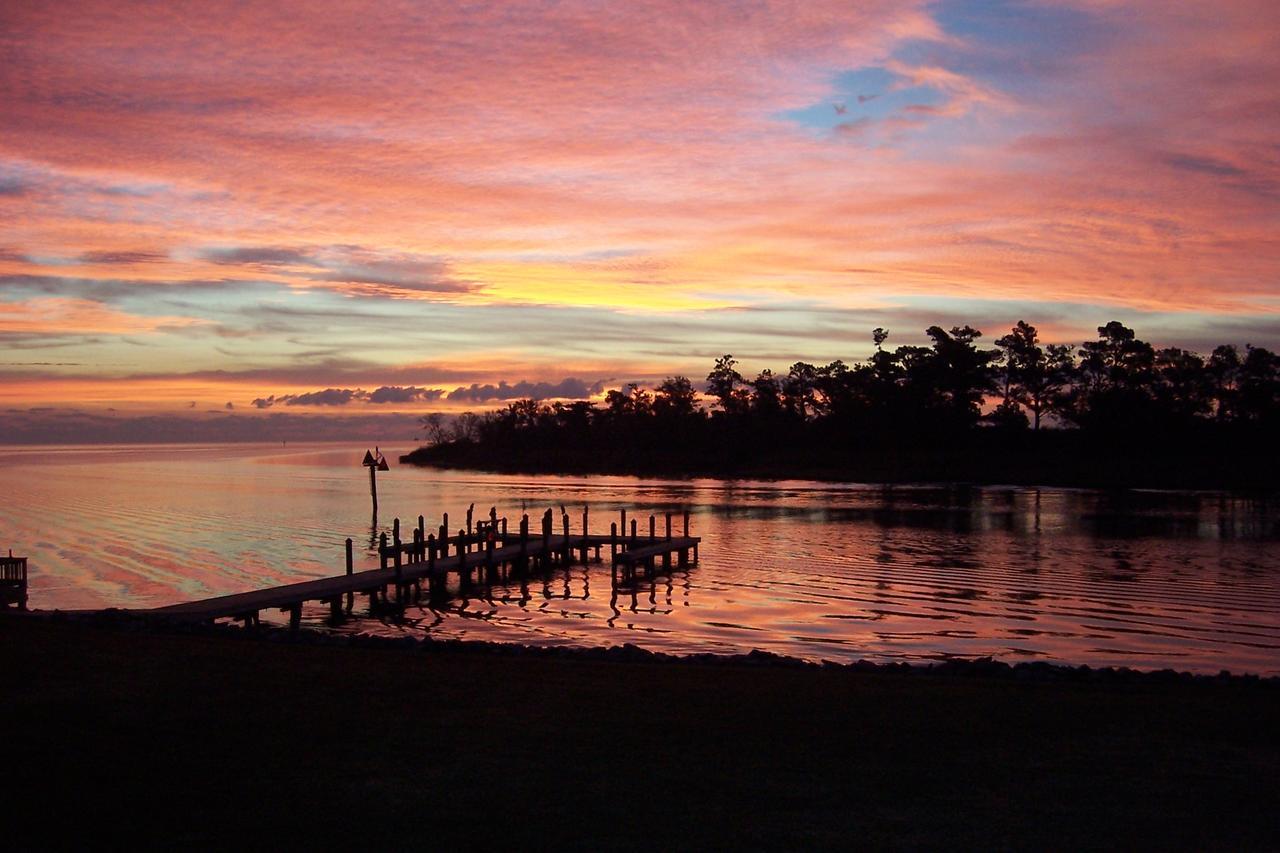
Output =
[
  {"x1": 345, "y1": 537, "x2": 354, "y2": 611},
  {"x1": 683, "y1": 510, "x2": 690, "y2": 538},
  {"x1": 423, "y1": 533, "x2": 435, "y2": 590},
  {"x1": 466, "y1": 504, "x2": 474, "y2": 535},
  {"x1": 379, "y1": 532, "x2": 389, "y2": 570},
  {"x1": 649, "y1": 515, "x2": 656, "y2": 542},
  {"x1": 542, "y1": 509, "x2": 553, "y2": 567},
  {"x1": 562, "y1": 514, "x2": 571, "y2": 564},
  {"x1": 393, "y1": 529, "x2": 404, "y2": 603},
  {"x1": 519, "y1": 514, "x2": 529, "y2": 569},
  {"x1": 457, "y1": 529, "x2": 468, "y2": 583},
  {"x1": 610, "y1": 522, "x2": 618, "y2": 562}
]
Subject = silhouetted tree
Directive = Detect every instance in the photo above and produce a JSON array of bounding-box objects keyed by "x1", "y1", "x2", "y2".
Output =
[
  {"x1": 751, "y1": 369, "x2": 784, "y2": 418},
  {"x1": 1208, "y1": 345, "x2": 1243, "y2": 421},
  {"x1": 420, "y1": 412, "x2": 450, "y2": 444},
  {"x1": 782, "y1": 362, "x2": 820, "y2": 420},
  {"x1": 654, "y1": 376, "x2": 698, "y2": 420},
  {"x1": 1238, "y1": 345, "x2": 1280, "y2": 424},
  {"x1": 995, "y1": 321, "x2": 1073, "y2": 431},
  {"x1": 707, "y1": 355, "x2": 748, "y2": 415},
  {"x1": 920, "y1": 325, "x2": 997, "y2": 429}
]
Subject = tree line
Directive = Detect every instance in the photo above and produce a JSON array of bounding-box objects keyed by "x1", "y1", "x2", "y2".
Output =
[{"x1": 413, "y1": 321, "x2": 1278, "y2": 480}]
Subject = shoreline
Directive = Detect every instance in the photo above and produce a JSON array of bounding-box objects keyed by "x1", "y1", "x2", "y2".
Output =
[
  {"x1": 15, "y1": 608, "x2": 1280, "y2": 684},
  {"x1": 5, "y1": 611, "x2": 1278, "y2": 848}
]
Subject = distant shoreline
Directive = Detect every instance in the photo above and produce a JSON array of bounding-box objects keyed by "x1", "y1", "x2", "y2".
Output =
[{"x1": 401, "y1": 439, "x2": 1280, "y2": 492}]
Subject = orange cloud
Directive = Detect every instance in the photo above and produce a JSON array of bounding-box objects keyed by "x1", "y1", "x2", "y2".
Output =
[{"x1": 0, "y1": 297, "x2": 202, "y2": 335}]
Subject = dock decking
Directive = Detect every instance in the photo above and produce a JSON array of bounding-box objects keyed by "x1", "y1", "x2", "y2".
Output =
[{"x1": 150, "y1": 507, "x2": 699, "y2": 628}]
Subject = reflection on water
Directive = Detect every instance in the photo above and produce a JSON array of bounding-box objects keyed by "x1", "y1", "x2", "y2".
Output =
[{"x1": 2, "y1": 443, "x2": 1278, "y2": 674}]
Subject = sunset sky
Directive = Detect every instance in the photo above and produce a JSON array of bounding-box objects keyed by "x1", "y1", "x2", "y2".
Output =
[{"x1": 2, "y1": 0, "x2": 1278, "y2": 438}]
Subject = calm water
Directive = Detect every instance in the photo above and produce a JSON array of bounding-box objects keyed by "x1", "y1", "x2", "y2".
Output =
[{"x1": 3, "y1": 442, "x2": 1278, "y2": 675}]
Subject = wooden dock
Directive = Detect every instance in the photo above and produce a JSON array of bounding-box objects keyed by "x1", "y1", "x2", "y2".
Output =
[
  {"x1": 150, "y1": 507, "x2": 699, "y2": 628},
  {"x1": 1, "y1": 552, "x2": 28, "y2": 610}
]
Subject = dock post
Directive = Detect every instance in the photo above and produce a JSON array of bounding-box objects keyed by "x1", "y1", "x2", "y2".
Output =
[
  {"x1": 620, "y1": 509, "x2": 627, "y2": 544},
  {"x1": 565, "y1": 507, "x2": 576, "y2": 560},
  {"x1": 649, "y1": 515, "x2": 656, "y2": 542},
  {"x1": 457, "y1": 529, "x2": 469, "y2": 585},
  {"x1": 345, "y1": 538, "x2": 354, "y2": 611},
  {"x1": 411, "y1": 530, "x2": 422, "y2": 595},
  {"x1": 393, "y1": 533, "x2": 404, "y2": 604},
  {"x1": 610, "y1": 522, "x2": 618, "y2": 563},
  {"x1": 393, "y1": 517, "x2": 401, "y2": 551},
  {"x1": 418, "y1": 515, "x2": 426, "y2": 551},
  {"x1": 665, "y1": 512, "x2": 672, "y2": 540},
  {"x1": 379, "y1": 532, "x2": 389, "y2": 570},
  {"x1": 519, "y1": 514, "x2": 529, "y2": 570},
  {"x1": 288, "y1": 603, "x2": 301, "y2": 632},
  {"x1": 485, "y1": 532, "x2": 495, "y2": 577},
  {"x1": 466, "y1": 504, "x2": 474, "y2": 536},
  {"x1": 427, "y1": 533, "x2": 438, "y2": 594},
  {"x1": 329, "y1": 597, "x2": 342, "y2": 621},
  {"x1": 502, "y1": 516, "x2": 508, "y2": 538},
  {"x1": 442, "y1": 513, "x2": 449, "y2": 549},
  {"x1": 631, "y1": 518, "x2": 637, "y2": 543},
  {"x1": 683, "y1": 510, "x2": 690, "y2": 538},
  {"x1": 581, "y1": 507, "x2": 590, "y2": 564},
  {"x1": 542, "y1": 509, "x2": 552, "y2": 568}
]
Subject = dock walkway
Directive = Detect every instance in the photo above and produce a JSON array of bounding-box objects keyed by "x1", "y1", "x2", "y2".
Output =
[{"x1": 150, "y1": 507, "x2": 699, "y2": 628}]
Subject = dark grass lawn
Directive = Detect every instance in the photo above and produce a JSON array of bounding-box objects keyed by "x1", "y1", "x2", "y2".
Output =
[{"x1": 3, "y1": 616, "x2": 1278, "y2": 850}]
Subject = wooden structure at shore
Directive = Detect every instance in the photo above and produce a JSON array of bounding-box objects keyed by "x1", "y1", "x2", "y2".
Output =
[
  {"x1": 1, "y1": 552, "x2": 28, "y2": 610},
  {"x1": 150, "y1": 506, "x2": 699, "y2": 629}
]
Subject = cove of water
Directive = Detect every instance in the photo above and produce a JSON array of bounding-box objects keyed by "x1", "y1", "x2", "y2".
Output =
[{"x1": 2, "y1": 442, "x2": 1277, "y2": 675}]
